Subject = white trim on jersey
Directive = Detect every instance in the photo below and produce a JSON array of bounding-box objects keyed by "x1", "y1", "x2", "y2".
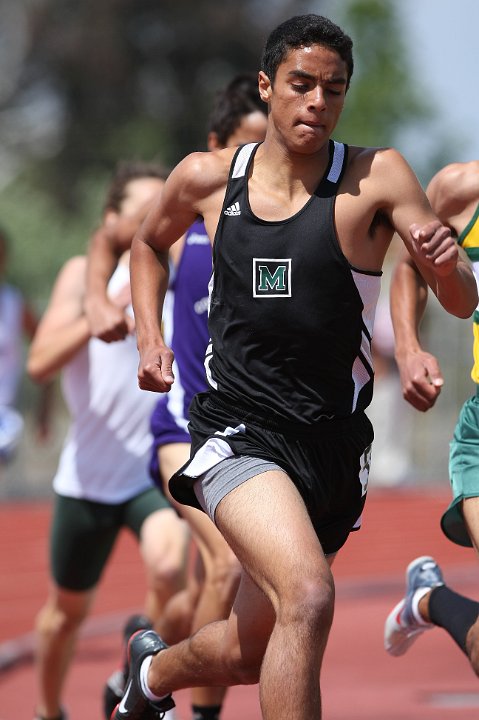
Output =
[
  {"x1": 204, "y1": 273, "x2": 217, "y2": 390},
  {"x1": 165, "y1": 357, "x2": 189, "y2": 431},
  {"x1": 232, "y1": 141, "x2": 345, "y2": 184},
  {"x1": 231, "y1": 143, "x2": 257, "y2": 179},
  {"x1": 350, "y1": 269, "x2": 381, "y2": 412},
  {"x1": 327, "y1": 141, "x2": 345, "y2": 183},
  {"x1": 204, "y1": 341, "x2": 217, "y2": 390}
]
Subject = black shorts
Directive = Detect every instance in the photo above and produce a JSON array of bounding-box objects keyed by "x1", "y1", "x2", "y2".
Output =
[
  {"x1": 51, "y1": 487, "x2": 170, "y2": 591},
  {"x1": 170, "y1": 392, "x2": 374, "y2": 554}
]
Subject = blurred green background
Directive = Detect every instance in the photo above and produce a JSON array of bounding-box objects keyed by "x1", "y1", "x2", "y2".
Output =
[
  {"x1": 0, "y1": 0, "x2": 453, "y2": 302},
  {"x1": 0, "y1": 0, "x2": 474, "y2": 496}
]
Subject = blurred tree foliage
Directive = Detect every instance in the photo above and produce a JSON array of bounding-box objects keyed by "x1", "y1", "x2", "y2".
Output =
[
  {"x1": 0, "y1": 0, "x2": 440, "y2": 308},
  {"x1": 334, "y1": 0, "x2": 428, "y2": 145}
]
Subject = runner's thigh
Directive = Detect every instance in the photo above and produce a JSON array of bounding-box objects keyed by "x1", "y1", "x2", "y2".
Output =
[{"x1": 215, "y1": 469, "x2": 329, "y2": 603}]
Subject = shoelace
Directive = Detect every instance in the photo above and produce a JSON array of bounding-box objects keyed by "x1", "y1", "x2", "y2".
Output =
[{"x1": 418, "y1": 563, "x2": 440, "y2": 585}]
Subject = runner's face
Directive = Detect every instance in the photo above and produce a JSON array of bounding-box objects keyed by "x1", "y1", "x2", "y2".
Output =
[
  {"x1": 120, "y1": 178, "x2": 165, "y2": 216},
  {"x1": 260, "y1": 44, "x2": 348, "y2": 154},
  {"x1": 225, "y1": 110, "x2": 268, "y2": 148}
]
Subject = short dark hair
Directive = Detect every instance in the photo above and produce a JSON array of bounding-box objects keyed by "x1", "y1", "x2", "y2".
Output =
[
  {"x1": 261, "y1": 14, "x2": 353, "y2": 89},
  {"x1": 207, "y1": 73, "x2": 267, "y2": 147},
  {"x1": 104, "y1": 161, "x2": 169, "y2": 213}
]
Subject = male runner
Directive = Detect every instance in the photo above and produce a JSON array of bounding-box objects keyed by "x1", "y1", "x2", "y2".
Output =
[{"x1": 115, "y1": 16, "x2": 477, "y2": 720}]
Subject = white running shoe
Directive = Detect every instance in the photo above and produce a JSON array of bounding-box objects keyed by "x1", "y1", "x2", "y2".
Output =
[{"x1": 384, "y1": 555, "x2": 444, "y2": 656}]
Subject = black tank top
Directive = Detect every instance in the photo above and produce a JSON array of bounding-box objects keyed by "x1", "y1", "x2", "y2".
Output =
[{"x1": 205, "y1": 140, "x2": 381, "y2": 425}]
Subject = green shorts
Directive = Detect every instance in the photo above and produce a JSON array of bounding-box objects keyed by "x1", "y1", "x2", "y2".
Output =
[
  {"x1": 51, "y1": 487, "x2": 170, "y2": 591},
  {"x1": 441, "y1": 388, "x2": 479, "y2": 547}
]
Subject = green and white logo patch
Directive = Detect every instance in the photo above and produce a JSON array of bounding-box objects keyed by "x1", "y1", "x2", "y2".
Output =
[{"x1": 253, "y1": 258, "x2": 291, "y2": 297}]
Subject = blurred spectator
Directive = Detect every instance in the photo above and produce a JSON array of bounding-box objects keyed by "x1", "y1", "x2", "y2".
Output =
[{"x1": 0, "y1": 227, "x2": 51, "y2": 465}]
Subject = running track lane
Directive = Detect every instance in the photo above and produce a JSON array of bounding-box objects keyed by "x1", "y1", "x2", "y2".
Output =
[{"x1": 1, "y1": 486, "x2": 479, "y2": 719}]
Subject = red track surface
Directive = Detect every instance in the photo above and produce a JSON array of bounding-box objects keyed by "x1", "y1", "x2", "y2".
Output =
[{"x1": 1, "y1": 486, "x2": 479, "y2": 719}]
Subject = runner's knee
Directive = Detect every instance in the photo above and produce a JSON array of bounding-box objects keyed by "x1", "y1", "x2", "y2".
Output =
[
  {"x1": 205, "y1": 549, "x2": 241, "y2": 599},
  {"x1": 142, "y1": 517, "x2": 188, "y2": 592},
  {"x1": 146, "y1": 554, "x2": 186, "y2": 594},
  {"x1": 36, "y1": 599, "x2": 88, "y2": 637},
  {"x1": 277, "y1": 573, "x2": 335, "y2": 631}
]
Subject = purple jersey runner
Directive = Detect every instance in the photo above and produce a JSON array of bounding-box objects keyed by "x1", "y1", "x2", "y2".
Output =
[{"x1": 149, "y1": 219, "x2": 212, "y2": 486}]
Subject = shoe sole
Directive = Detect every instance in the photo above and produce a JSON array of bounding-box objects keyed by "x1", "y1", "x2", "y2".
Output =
[{"x1": 384, "y1": 598, "x2": 427, "y2": 656}]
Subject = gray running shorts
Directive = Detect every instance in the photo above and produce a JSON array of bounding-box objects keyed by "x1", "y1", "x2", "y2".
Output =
[{"x1": 194, "y1": 455, "x2": 282, "y2": 521}]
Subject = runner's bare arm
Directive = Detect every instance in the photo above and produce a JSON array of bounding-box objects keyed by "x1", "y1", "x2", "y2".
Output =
[
  {"x1": 84, "y1": 226, "x2": 132, "y2": 343},
  {"x1": 85, "y1": 187, "x2": 164, "y2": 342},
  {"x1": 427, "y1": 161, "x2": 479, "y2": 228},
  {"x1": 130, "y1": 151, "x2": 229, "y2": 393},
  {"x1": 27, "y1": 257, "x2": 91, "y2": 383},
  {"x1": 390, "y1": 249, "x2": 444, "y2": 412},
  {"x1": 377, "y1": 149, "x2": 477, "y2": 318},
  {"x1": 386, "y1": 156, "x2": 478, "y2": 411}
]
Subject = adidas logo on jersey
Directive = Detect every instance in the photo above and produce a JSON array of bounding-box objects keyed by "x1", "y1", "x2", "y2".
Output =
[{"x1": 224, "y1": 202, "x2": 241, "y2": 216}]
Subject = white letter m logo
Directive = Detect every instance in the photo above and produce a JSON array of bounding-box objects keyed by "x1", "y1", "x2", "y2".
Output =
[{"x1": 253, "y1": 258, "x2": 291, "y2": 298}]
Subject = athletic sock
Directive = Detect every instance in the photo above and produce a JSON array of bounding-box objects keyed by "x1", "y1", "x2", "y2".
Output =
[
  {"x1": 428, "y1": 585, "x2": 479, "y2": 654},
  {"x1": 140, "y1": 656, "x2": 169, "y2": 703},
  {"x1": 192, "y1": 704, "x2": 222, "y2": 720},
  {"x1": 411, "y1": 587, "x2": 434, "y2": 625}
]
